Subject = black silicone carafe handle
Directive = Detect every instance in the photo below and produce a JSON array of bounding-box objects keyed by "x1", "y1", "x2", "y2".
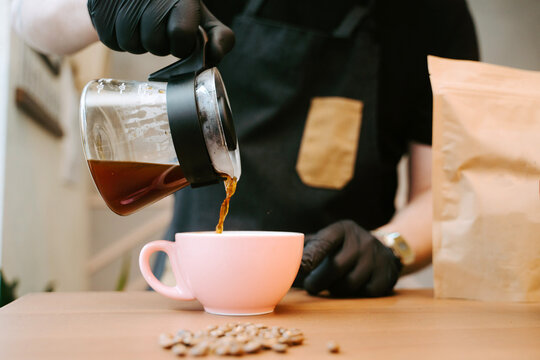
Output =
[{"x1": 148, "y1": 27, "x2": 208, "y2": 82}]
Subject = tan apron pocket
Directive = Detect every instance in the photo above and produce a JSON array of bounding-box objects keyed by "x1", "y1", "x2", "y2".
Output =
[{"x1": 296, "y1": 97, "x2": 363, "y2": 190}]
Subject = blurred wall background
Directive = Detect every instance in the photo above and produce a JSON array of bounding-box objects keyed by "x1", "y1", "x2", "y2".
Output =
[
  {"x1": 1, "y1": 0, "x2": 539, "y2": 298},
  {"x1": 0, "y1": 35, "x2": 90, "y2": 295},
  {"x1": 0, "y1": 0, "x2": 10, "y2": 271},
  {"x1": 468, "y1": 0, "x2": 540, "y2": 71}
]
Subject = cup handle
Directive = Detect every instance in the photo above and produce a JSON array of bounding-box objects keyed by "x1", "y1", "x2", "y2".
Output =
[{"x1": 139, "y1": 240, "x2": 195, "y2": 300}]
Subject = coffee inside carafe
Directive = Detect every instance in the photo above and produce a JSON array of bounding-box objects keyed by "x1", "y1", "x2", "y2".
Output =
[
  {"x1": 80, "y1": 29, "x2": 241, "y2": 218},
  {"x1": 87, "y1": 160, "x2": 189, "y2": 216}
]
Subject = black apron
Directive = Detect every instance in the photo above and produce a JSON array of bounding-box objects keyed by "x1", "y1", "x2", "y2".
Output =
[{"x1": 165, "y1": 0, "x2": 397, "y2": 239}]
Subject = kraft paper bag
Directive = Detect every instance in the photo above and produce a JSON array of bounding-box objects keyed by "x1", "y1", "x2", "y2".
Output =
[{"x1": 429, "y1": 56, "x2": 540, "y2": 302}]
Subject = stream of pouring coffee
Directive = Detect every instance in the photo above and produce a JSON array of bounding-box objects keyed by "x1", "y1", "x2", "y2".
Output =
[{"x1": 215, "y1": 175, "x2": 238, "y2": 233}]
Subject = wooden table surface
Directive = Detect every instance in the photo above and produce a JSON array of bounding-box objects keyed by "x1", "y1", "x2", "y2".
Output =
[{"x1": 1, "y1": 289, "x2": 539, "y2": 359}]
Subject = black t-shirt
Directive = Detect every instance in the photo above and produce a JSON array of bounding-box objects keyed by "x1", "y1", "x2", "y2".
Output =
[
  {"x1": 165, "y1": 0, "x2": 479, "y2": 239},
  {"x1": 205, "y1": 0, "x2": 479, "y2": 164}
]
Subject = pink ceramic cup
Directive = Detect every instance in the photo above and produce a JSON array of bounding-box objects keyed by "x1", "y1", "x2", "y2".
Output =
[{"x1": 139, "y1": 231, "x2": 304, "y2": 315}]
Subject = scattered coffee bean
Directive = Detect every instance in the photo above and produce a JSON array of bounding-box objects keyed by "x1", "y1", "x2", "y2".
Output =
[
  {"x1": 243, "y1": 341, "x2": 262, "y2": 354},
  {"x1": 236, "y1": 334, "x2": 250, "y2": 344},
  {"x1": 289, "y1": 335, "x2": 304, "y2": 345},
  {"x1": 189, "y1": 343, "x2": 209, "y2": 357},
  {"x1": 271, "y1": 343, "x2": 288, "y2": 353},
  {"x1": 229, "y1": 342, "x2": 244, "y2": 356},
  {"x1": 176, "y1": 329, "x2": 192, "y2": 337},
  {"x1": 159, "y1": 333, "x2": 177, "y2": 349},
  {"x1": 210, "y1": 329, "x2": 224, "y2": 338},
  {"x1": 171, "y1": 344, "x2": 187, "y2": 356},
  {"x1": 260, "y1": 337, "x2": 277, "y2": 349},
  {"x1": 278, "y1": 336, "x2": 289, "y2": 344},
  {"x1": 214, "y1": 345, "x2": 229, "y2": 356},
  {"x1": 158, "y1": 323, "x2": 312, "y2": 357},
  {"x1": 327, "y1": 340, "x2": 340, "y2": 353}
]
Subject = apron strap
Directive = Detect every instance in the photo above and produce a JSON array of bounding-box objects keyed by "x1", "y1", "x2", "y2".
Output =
[
  {"x1": 332, "y1": 4, "x2": 371, "y2": 39},
  {"x1": 243, "y1": 0, "x2": 266, "y2": 16},
  {"x1": 243, "y1": 0, "x2": 373, "y2": 38}
]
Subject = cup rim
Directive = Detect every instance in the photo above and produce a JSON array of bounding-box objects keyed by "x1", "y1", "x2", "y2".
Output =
[{"x1": 175, "y1": 231, "x2": 304, "y2": 238}]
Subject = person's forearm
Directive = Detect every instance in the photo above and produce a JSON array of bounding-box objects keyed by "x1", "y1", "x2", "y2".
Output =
[
  {"x1": 11, "y1": 0, "x2": 98, "y2": 55},
  {"x1": 375, "y1": 188, "x2": 432, "y2": 274}
]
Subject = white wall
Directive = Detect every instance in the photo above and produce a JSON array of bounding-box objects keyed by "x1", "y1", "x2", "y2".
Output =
[
  {"x1": 468, "y1": 0, "x2": 540, "y2": 71},
  {"x1": 1, "y1": 33, "x2": 90, "y2": 295},
  {"x1": 0, "y1": 0, "x2": 12, "y2": 270}
]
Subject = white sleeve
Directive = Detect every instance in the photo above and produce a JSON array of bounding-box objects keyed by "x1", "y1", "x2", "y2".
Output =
[{"x1": 11, "y1": 0, "x2": 99, "y2": 55}]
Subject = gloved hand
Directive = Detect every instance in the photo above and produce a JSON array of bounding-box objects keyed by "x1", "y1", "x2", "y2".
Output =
[
  {"x1": 296, "y1": 220, "x2": 402, "y2": 298},
  {"x1": 87, "y1": 0, "x2": 234, "y2": 64}
]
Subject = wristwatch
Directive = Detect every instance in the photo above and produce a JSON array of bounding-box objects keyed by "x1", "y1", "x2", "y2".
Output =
[{"x1": 372, "y1": 231, "x2": 415, "y2": 266}]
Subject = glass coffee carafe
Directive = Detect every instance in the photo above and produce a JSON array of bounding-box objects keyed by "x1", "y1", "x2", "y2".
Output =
[{"x1": 80, "y1": 28, "x2": 241, "y2": 216}]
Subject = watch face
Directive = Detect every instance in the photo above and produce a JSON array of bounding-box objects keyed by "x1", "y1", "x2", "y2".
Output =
[
  {"x1": 387, "y1": 233, "x2": 415, "y2": 266},
  {"x1": 371, "y1": 231, "x2": 416, "y2": 266},
  {"x1": 394, "y1": 234, "x2": 415, "y2": 265}
]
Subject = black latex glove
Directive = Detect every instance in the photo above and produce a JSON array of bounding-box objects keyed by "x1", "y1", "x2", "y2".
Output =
[
  {"x1": 296, "y1": 220, "x2": 402, "y2": 298},
  {"x1": 87, "y1": 0, "x2": 235, "y2": 63}
]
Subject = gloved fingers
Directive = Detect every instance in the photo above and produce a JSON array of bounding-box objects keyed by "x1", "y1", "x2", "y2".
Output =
[
  {"x1": 296, "y1": 230, "x2": 360, "y2": 289},
  {"x1": 303, "y1": 256, "x2": 353, "y2": 295},
  {"x1": 88, "y1": 0, "x2": 122, "y2": 51},
  {"x1": 167, "y1": 0, "x2": 201, "y2": 58},
  {"x1": 293, "y1": 230, "x2": 317, "y2": 286},
  {"x1": 303, "y1": 221, "x2": 363, "y2": 295},
  {"x1": 357, "y1": 246, "x2": 401, "y2": 297},
  {"x1": 200, "y1": 3, "x2": 235, "y2": 66},
  {"x1": 328, "y1": 248, "x2": 374, "y2": 297},
  {"x1": 300, "y1": 221, "x2": 347, "y2": 275},
  {"x1": 331, "y1": 220, "x2": 367, "y2": 269},
  {"x1": 301, "y1": 233, "x2": 319, "y2": 252},
  {"x1": 296, "y1": 237, "x2": 323, "y2": 281},
  {"x1": 115, "y1": 0, "x2": 150, "y2": 53},
  {"x1": 141, "y1": 0, "x2": 179, "y2": 56}
]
